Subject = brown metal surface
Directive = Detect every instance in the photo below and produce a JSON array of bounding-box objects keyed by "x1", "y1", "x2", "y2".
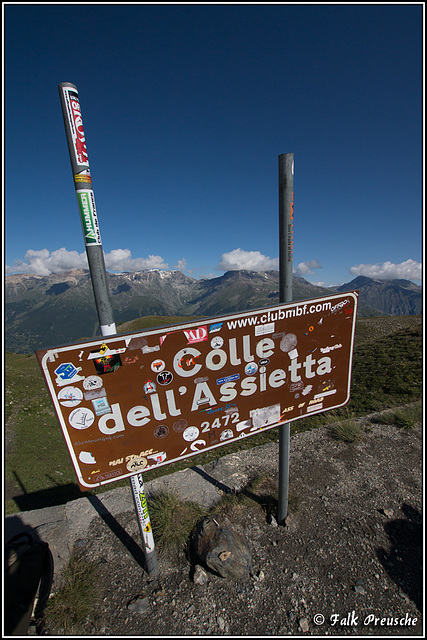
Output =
[{"x1": 36, "y1": 291, "x2": 358, "y2": 490}]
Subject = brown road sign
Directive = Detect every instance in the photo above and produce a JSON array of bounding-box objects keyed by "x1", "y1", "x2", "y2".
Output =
[{"x1": 36, "y1": 291, "x2": 358, "y2": 491}]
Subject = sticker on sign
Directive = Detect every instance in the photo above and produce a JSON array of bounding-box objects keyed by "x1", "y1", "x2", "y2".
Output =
[{"x1": 36, "y1": 291, "x2": 358, "y2": 490}]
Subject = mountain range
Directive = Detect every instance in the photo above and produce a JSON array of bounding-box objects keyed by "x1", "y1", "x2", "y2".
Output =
[{"x1": 5, "y1": 269, "x2": 422, "y2": 353}]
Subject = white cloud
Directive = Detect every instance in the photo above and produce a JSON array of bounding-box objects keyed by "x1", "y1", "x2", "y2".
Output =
[
  {"x1": 7, "y1": 248, "x2": 88, "y2": 276},
  {"x1": 349, "y1": 259, "x2": 422, "y2": 282},
  {"x1": 294, "y1": 260, "x2": 322, "y2": 276},
  {"x1": 217, "y1": 248, "x2": 279, "y2": 271},
  {"x1": 6, "y1": 247, "x2": 169, "y2": 276},
  {"x1": 104, "y1": 249, "x2": 168, "y2": 271},
  {"x1": 175, "y1": 258, "x2": 187, "y2": 271}
]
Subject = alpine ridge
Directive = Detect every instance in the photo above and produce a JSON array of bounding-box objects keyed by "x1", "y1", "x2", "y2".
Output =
[{"x1": 5, "y1": 269, "x2": 421, "y2": 354}]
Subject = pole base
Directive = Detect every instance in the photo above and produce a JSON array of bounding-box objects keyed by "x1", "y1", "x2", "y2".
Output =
[{"x1": 144, "y1": 551, "x2": 159, "y2": 576}]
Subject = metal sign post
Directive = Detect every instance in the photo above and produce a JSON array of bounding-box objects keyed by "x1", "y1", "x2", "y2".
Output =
[
  {"x1": 58, "y1": 82, "x2": 158, "y2": 575},
  {"x1": 278, "y1": 152, "x2": 294, "y2": 525}
]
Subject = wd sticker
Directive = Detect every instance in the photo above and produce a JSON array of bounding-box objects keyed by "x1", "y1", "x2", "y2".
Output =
[{"x1": 183, "y1": 326, "x2": 208, "y2": 344}]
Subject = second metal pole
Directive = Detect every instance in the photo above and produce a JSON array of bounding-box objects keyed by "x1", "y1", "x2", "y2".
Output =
[{"x1": 278, "y1": 152, "x2": 294, "y2": 525}]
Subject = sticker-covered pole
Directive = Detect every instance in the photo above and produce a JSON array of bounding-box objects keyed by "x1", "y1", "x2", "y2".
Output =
[
  {"x1": 278, "y1": 152, "x2": 294, "y2": 525},
  {"x1": 58, "y1": 82, "x2": 158, "y2": 575},
  {"x1": 58, "y1": 82, "x2": 115, "y2": 337}
]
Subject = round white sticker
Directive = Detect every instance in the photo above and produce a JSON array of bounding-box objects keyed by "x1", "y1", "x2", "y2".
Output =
[
  {"x1": 183, "y1": 426, "x2": 200, "y2": 442},
  {"x1": 68, "y1": 407, "x2": 95, "y2": 430},
  {"x1": 245, "y1": 362, "x2": 258, "y2": 375},
  {"x1": 210, "y1": 336, "x2": 224, "y2": 349},
  {"x1": 151, "y1": 359, "x2": 165, "y2": 373},
  {"x1": 83, "y1": 375, "x2": 103, "y2": 390},
  {"x1": 58, "y1": 386, "x2": 83, "y2": 407}
]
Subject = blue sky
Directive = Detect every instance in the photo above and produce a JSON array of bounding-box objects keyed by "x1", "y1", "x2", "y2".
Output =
[{"x1": 4, "y1": 3, "x2": 423, "y2": 286}]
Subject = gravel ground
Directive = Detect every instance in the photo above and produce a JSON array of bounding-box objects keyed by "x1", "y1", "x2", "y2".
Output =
[{"x1": 42, "y1": 412, "x2": 423, "y2": 637}]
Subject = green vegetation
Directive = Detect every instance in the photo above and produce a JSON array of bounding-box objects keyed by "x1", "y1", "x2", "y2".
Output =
[
  {"x1": 4, "y1": 316, "x2": 422, "y2": 515},
  {"x1": 370, "y1": 400, "x2": 422, "y2": 430},
  {"x1": 43, "y1": 554, "x2": 101, "y2": 633},
  {"x1": 350, "y1": 326, "x2": 422, "y2": 413},
  {"x1": 149, "y1": 492, "x2": 208, "y2": 553},
  {"x1": 330, "y1": 419, "x2": 363, "y2": 443},
  {"x1": 5, "y1": 353, "x2": 83, "y2": 511},
  {"x1": 147, "y1": 474, "x2": 301, "y2": 558}
]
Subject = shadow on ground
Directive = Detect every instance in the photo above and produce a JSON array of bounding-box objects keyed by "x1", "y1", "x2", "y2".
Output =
[
  {"x1": 376, "y1": 503, "x2": 423, "y2": 613},
  {"x1": 9, "y1": 472, "x2": 86, "y2": 512}
]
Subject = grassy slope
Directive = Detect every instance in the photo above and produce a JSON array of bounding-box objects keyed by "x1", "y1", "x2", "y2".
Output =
[{"x1": 4, "y1": 315, "x2": 422, "y2": 515}]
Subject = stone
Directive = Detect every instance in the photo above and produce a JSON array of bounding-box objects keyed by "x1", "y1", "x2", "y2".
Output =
[
  {"x1": 192, "y1": 564, "x2": 209, "y2": 585},
  {"x1": 193, "y1": 515, "x2": 252, "y2": 580},
  {"x1": 267, "y1": 513, "x2": 278, "y2": 526},
  {"x1": 354, "y1": 584, "x2": 366, "y2": 595},
  {"x1": 217, "y1": 615, "x2": 225, "y2": 631},
  {"x1": 127, "y1": 596, "x2": 149, "y2": 614},
  {"x1": 299, "y1": 617, "x2": 310, "y2": 632}
]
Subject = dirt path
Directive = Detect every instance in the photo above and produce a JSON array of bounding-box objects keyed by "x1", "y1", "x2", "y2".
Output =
[{"x1": 41, "y1": 410, "x2": 423, "y2": 636}]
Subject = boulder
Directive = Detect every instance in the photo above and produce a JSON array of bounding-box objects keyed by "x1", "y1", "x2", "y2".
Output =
[{"x1": 193, "y1": 515, "x2": 252, "y2": 580}]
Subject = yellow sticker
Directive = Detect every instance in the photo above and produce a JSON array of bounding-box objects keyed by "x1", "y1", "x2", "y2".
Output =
[{"x1": 74, "y1": 174, "x2": 92, "y2": 184}]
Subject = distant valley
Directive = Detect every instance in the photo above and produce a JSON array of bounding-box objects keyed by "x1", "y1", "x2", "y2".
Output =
[{"x1": 5, "y1": 269, "x2": 422, "y2": 353}]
